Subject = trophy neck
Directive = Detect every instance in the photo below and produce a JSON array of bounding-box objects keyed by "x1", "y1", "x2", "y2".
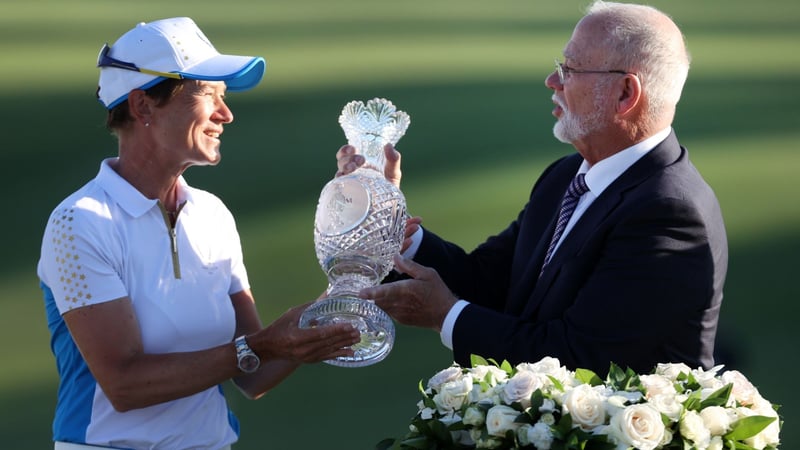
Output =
[
  {"x1": 354, "y1": 140, "x2": 387, "y2": 175},
  {"x1": 324, "y1": 255, "x2": 381, "y2": 297}
]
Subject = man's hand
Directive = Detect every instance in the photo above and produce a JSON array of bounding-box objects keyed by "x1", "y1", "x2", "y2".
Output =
[
  {"x1": 360, "y1": 255, "x2": 457, "y2": 332},
  {"x1": 336, "y1": 143, "x2": 402, "y2": 189}
]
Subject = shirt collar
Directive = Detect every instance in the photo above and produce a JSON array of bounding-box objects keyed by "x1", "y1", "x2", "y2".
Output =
[
  {"x1": 579, "y1": 127, "x2": 672, "y2": 196},
  {"x1": 95, "y1": 158, "x2": 190, "y2": 218}
]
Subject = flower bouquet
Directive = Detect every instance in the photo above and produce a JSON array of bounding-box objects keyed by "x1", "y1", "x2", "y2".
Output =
[{"x1": 376, "y1": 355, "x2": 780, "y2": 450}]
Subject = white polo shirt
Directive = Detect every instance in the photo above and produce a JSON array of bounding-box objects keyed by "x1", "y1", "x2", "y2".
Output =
[{"x1": 38, "y1": 158, "x2": 249, "y2": 449}]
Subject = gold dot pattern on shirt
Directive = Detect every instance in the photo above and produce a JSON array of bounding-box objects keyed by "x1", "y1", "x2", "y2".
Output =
[{"x1": 49, "y1": 208, "x2": 90, "y2": 310}]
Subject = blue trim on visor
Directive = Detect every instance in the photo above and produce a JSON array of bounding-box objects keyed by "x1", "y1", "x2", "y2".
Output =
[{"x1": 179, "y1": 57, "x2": 266, "y2": 92}]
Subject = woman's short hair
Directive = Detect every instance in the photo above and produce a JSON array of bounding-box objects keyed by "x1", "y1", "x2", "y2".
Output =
[{"x1": 105, "y1": 79, "x2": 185, "y2": 133}]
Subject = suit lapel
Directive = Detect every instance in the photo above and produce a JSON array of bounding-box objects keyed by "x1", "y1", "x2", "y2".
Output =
[
  {"x1": 520, "y1": 132, "x2": 683, "y2": 317},
  {"x1": 504, "y1": 156, "x2": 582, "y2": 315}
]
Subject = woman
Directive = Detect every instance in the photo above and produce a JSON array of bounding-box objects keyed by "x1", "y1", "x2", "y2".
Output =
[{"x1": 37, "y1": 17, "x2": 359, "y2": 450}]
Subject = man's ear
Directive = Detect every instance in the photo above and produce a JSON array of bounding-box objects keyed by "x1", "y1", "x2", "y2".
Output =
[{"x1": 616, "y1": 74, "x2": 643, "y2": 116}]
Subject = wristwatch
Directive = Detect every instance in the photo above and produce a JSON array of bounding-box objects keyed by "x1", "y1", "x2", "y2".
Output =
[{"x1": 234, "y1": 335, "x2": 260, "y2": 373}]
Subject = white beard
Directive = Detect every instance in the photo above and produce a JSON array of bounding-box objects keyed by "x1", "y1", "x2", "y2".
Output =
[{"x1": 552, "y1": 92, "x2": 607, "y2": 144}]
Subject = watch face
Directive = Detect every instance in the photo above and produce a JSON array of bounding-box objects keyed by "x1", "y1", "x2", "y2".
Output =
[{"x1": 239, "y1": 354, "x2": 260, "y2": 373}]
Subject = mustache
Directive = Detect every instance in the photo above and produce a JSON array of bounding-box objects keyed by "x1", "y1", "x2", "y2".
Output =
[{"x1": 552, "y1": 95, "x2": 567, "y2": 111}]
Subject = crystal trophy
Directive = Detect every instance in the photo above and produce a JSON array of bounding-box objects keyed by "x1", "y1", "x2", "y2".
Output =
[{"x1": 299, "y1": 98, "x2": 410, "y2": 367}]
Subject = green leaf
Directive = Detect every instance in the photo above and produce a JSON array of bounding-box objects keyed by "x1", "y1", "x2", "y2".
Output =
[
  {"x1": 428, "y1": 419, "x2": 455, "y2": 444},
  {"x1": 553, "y1": 412, "x2": 574, "y2": 436},
  {"x1": 548, "y1": 374, "x2": 566, "y2": 392},
  {"x1": 699, "y1": 383, "x2": 732, "y2": 409},
  {"x1": 603, "y1": 363, "x2": 641, "y2": 391},
  {"x1": 725, "y1": 438, "x2": 759, "y2": 450},
  {"x1": 418, "y1": 380, "x2": 437, "y2": 409},
  {"x1": 682, "y1": 389, "x2": 703, "y2": 411},
  {"x1": 724, "y1": 415, "x2": 777, "y2": 441},
  {"x1": 374, "y1": 438, "x2": 397, "y2": 450},
  {"x1": 683, "y1": 371, "x2": 701, "y2": 391},
  {"x1": 398, "y1": 436, "x2": 435, "y2": 449},
  {"x1": 470, "y1": 354, "x2": 489, "y2": 368},
  {"x1": 529, "y1": 389, "x2": 545, "y2": 412},
  {"x1": 500, "y1": 359, "x2": 514, "y2": 375},
  {"x1": 575, "y1": 368, "x2": 603, "y2": 386}
]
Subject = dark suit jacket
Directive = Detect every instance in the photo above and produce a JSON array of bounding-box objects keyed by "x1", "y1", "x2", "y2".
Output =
[{"x1": 414, "y1": 132, "x2": 728, "y2": 375}]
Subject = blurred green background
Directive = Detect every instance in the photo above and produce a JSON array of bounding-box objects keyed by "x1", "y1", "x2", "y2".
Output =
[{"x1": 1, "y1": 0, "x2": 798, "y2": 448}]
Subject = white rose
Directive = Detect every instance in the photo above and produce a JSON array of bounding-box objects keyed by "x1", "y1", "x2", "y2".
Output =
[
  {"x1": 516, "y1": 421, "x2": 558, "y2": 449},
  {"x1": 463, "y1": 405, "x2": 486, "y2": 427},
  {"x1": 472, "y1": 428, "x2": 503, "y2": 450},
  {"x1": 540, "y1": 398, "x2": 556, "y2": 413},
  {"x1": 419, "y1": 406, "x2": 435, "y2": 420},
  {"x1": 475, "y1": 437, "x2": 503, "y2": 449},
  {"x1": 451, "y1": 430, "x2": 474, "y2": 446},
  {"x1": 606, "y1": 404, "x2": 665, "y2": 450},
  {"x1": 721, "y1": 370, "x2": 761, "y2": 406},
  {"x1": 656, "y1": 362, "x2": 692, "y2": 381},
  {"x1": 680, "y1": 410, "x2": 711, "y2": 449},
  {"x1": 470, "y1": 383, "x2": 501, "y2": 404},
  {"x1": 517, "y1": 356, "x2": 561, "y2": 374},
  {"x1": 648, "y1": 393, "x2": 683, "y2": 421},
  {"x1": 661, "y1": 427, "x2": 674, "y2": 447},
  {"x1": 433, "y1": 377, "x2": 472, "y2": 413},
  {"x1": 516, "y1": 357, "x2": 573, "y2": 387},
  {"x1": 699, "y1": 406, "x2": 733, "y2": 436},
  {"x1": 517, "y1": 424, "x2": 534, "y2": 446},
  {"x1": 612, "y1": 390, "x2": 644, "y2": 404},
  {"x1": 708, "y1": 436, "x2": 724, "y2": 450},
  {"x1": 470, "y1": 365, "x2": 508, "y2": 386},
  {"x1": 501, "y1": 370, "x2": 543, "y2": 408},
  {"x1": 562, "y1": 384, "x2": 607, "y2": 431},
  {"x1": 528, "y1": 421, "x2": 555, "y2": 449},
  {"x1": 485, "y1": 405, "x2": 521, "y2": 437},
  {"x1": 693, "y1": 365, "x2": 725, "y2": 390},
  {"x1": 605, "y1": 394, "x2": 629, "y2": 413},
  {"x1": 639, "y1": 374, "x2": 677, "y2": 398},
  {"x1": 439, "y1": 412, "x2": 462, "y2": 427},
  {"x1": 428, "y1": 366, "x2": 464, "y2": 391}
]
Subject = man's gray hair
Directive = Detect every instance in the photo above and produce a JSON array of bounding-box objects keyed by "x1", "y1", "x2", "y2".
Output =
[{"x1": 585, "y1": 1, "x2": 691, "y2": 122}]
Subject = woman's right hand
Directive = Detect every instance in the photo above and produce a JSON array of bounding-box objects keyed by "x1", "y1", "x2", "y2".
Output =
[{"x1": 247, "y1": 304, "x2": 360, "y2": 364}]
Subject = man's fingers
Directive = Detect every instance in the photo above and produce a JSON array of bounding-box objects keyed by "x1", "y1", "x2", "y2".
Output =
[
  {"x1": 383, "y1": 144, "x2": 402, "y2": 187},
  {"x1": 392, "y1": 254, "x2": 429, "y2": 278},
  {"x1": 336, "y1": 145, "x2": 365, "y2": 176}
]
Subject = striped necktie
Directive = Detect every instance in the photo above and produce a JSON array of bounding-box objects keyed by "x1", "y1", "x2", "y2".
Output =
[{"x1": 540, "y1": 173, "x2": 589, "y2": 275}]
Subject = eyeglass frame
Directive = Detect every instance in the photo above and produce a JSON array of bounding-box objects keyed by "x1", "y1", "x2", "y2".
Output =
[
  {"x1": 97, "y1": 43, "x2": 183, "y2": 80},
  {"x1": 554, "y1": 59, "x2": 635, "y2": 84}
]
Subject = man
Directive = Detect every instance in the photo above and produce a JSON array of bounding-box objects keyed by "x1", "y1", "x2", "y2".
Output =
[{"x1": 341, "y1": 1, "x2": 728, "y2": 375}]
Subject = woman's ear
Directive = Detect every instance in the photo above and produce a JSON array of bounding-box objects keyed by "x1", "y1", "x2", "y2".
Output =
[{"x1": 127, "y1": 89, "x2": 152, "y2": 126}]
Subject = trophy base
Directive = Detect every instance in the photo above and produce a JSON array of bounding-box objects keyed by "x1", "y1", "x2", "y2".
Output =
[{"x1": 299, "y1": 296, "x2": 395, "y2": 367}]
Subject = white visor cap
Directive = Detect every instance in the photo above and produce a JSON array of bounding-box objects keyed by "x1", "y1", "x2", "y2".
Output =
[{"x1": 97, "y1": 17, "x2": 265, "y2": 109}]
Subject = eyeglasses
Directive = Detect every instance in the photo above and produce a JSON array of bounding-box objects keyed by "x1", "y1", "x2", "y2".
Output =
[
  {"x1": 97, "y1": 43, "x2": 183, "y2": 80},
  {"x1": 554, "y1": 59, "x2": 632, "y2": 84}
]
